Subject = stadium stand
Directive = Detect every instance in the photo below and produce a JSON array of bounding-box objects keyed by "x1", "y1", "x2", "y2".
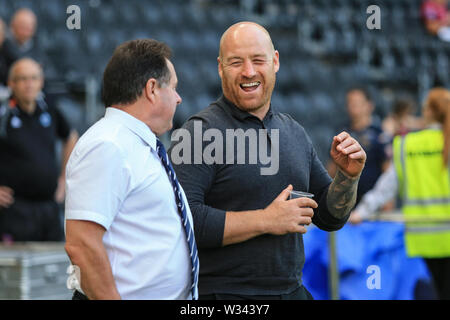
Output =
[{"x1": 1, "y1": 0, "x2": 448, "y2": 162}]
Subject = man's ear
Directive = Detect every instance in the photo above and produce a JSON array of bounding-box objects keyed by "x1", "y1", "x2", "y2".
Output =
[
  {"x1": 217, "y1": 57, "x2": 223, "y2": 80},
  {"x1": 144, "y1": 78, "x2": 158, "y2": 103},
  {"x1": 273, "y1": 50, "x2": 280, "y2": 73}
]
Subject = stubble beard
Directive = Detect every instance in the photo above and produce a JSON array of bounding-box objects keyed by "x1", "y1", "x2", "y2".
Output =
[{"x1": 222, "y1": 75, "x2": 276, "y2": 114}]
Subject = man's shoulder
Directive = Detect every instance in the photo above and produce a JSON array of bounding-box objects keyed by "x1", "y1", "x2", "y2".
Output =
[
  {"x1": 2, "y1": 38, "x2": 19, "y2": 55},
  {"x1": 274, "y1": 111, "x2": 308, "y2": 134},
  {"x1": 69, "y1": 129, "x2": 131, "y2": 179},
  {"x1": 183, "y1": 100, "x2": 231, "y2": 129},
  {"x1": 367, "y1": 123, "x2": 388, "y2": 142},
  {"x1": 274, "y1": 110, "x2": 299, "y2": 123},
  {"x1": 75, "y1": 118, "x2": 127, "y2": 154},
  {"x1": 43, "y1": 100, "x2": 64, "y2": 119},
  {"x1": 368, "y1": 121, "x2": 383, "y2": 132},
  {"x1": 271, "y1": 111, "x2": 316, "y2": 153}
]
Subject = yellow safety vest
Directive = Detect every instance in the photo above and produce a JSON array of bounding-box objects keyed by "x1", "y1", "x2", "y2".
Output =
[{"x1": 393, "y1": 129, "x2": 450, "y2": 258}]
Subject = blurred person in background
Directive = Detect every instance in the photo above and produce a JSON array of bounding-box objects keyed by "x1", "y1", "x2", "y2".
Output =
[
  {"x1": 170, "y1": 22, "x2": 366, "y2": 300},
  {"x1": 382, "y1": 97, "x2": 424, "y2": 138},
  {"x1": 421, "y1": 0, "x2": 450, "y2": 41},
  {"x1": 4, "y1": 8, "x2": 39, "y2": 58},
  {"x1": 0, "y1": 18, "x2": 11, "y2": 97},
  {"x1": 382, "y1": 97, "x2": 425, "y2": 161},
  {"x1": 2, "y1": 8, "x2": 45, "y2": 77},
  {"x1": 328, "y1": 87, "x2": 390, "y2": 206},
  {"x1": 0, "y1": 58, "x2": 78, "y2": 242},
  {"x1": 350, "y1": 87, "x2": 450, "y2": 300}
]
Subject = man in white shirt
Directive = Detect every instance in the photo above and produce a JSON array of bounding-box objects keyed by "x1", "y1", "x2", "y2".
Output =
[{"x1": 64, "y1": 39, "x2": 197, "y2": 300}]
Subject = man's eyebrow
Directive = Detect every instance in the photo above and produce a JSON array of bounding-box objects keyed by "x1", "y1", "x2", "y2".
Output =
[
  {"x1": 252, "y1": 54, "x2": 268, "y2": 59},
  {"x1": 225, "y1": 56, "x2": 244, "y2": 62},
  {"x1": 225, "y1": 54, "x2": 268, "y2": 62}
]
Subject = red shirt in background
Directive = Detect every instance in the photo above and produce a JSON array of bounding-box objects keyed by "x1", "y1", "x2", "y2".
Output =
[{"x1": 421, "y1": 0, "x2": 449, "y2": 23}]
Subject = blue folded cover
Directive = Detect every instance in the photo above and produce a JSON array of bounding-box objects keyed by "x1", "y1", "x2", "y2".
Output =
[{"x1": 302, "y1": 222, "x2": 432, "y2": 300}]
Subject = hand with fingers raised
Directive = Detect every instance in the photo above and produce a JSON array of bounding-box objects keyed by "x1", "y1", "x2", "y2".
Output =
[{"x1": 330, "y1": 131, "x2": 366, "y2": 178}]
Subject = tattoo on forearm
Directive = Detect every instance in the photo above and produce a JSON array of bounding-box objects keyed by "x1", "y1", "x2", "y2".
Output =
[{"x1": 327, "y1": 169, "x2": 360, "y2": 219}]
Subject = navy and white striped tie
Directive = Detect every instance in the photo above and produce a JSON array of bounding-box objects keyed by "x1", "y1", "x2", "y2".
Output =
[{"x1": 156, "y1": 139, "x2": 199, "y2": 300}]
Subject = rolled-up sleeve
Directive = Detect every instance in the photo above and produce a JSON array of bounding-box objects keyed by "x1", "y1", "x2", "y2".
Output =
[{"x1": 170, "y1": 119, "x2": 226, "y2": 248}]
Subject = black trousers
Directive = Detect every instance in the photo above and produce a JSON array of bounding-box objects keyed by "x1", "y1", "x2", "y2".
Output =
[
  {"x1": 199, "y1": 285, "x2": 314, "y2": 300},
  {"x1": 425, "y1": 257, "x2": 450, "y2": 300},
  {"x1": 72, "y1": 286, "x2": 313, "y2": 300},
  {"x1": 0, "y1": 198, "x2": 63, "y2": 242},
  {"x1": 72, "y1": 290, "x2": 89, "y2": 300}
]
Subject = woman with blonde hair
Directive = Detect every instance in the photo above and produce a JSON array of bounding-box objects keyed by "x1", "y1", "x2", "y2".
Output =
[{"x1": 350, "y1": 87, "x2": 450, "y2": 299}]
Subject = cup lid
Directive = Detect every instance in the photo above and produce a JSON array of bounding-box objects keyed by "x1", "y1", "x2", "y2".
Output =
[{"x1": 290, "y1": 190, "x2": 314, "y2": 198}]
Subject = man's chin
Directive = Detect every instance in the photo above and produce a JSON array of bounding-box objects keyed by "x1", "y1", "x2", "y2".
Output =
[{"x1": 236, "y1": 99, "x2": 266, "y2": 113}]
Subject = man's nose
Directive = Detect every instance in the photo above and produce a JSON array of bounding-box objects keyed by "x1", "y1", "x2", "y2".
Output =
[{"x1": 241, "y1": 60, "x2": 256, "y2": 78}]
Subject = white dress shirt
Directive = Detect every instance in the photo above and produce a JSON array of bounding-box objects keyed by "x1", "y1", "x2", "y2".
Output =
[{"x1": 65, "y1": 107, "x2": 195, "y2": 299}]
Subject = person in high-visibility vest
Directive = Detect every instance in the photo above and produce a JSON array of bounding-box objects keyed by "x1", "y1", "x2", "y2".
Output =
[{"x1": 349, "y1": 87, "x2": 450, "y2": 300}]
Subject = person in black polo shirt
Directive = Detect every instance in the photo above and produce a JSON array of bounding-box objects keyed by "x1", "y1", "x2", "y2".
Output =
[
  {"x1": 170, "y1": 22, "x2": 367, "y2": 300},
  {"x1": 0, "y1": 58, "x2": 78, "y2": 242}
]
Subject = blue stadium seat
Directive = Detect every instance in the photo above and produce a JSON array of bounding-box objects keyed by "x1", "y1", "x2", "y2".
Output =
[
  {"x1": 140, "y1": 7, "x2": 162, "y2": 27},
  {"x1": 270, "y1": 94, "x2": 286, "y2": 112},
  {"x1": 173, "y1": 95, "x2": 195, "y2": 127},
  {"x1": 202, "y1": 30, "x2": 221, "y2": 56},
  {"x1": 284, "y1": 93, "x2": 312, "y2": 125},
  {"x1": 0, "y1": 1, "x2": 13, "y2": 19},
  {"x1": 176, "y1": 29, "x2": 199, "y2": 54},
  {"x1": 9, "y1": 0, "x2": 432, "y2": 146},
  {"x1": 175, "y1": 59, "x2": 200, "y2": 94},
  {"x1": 193, "y1": 93, "x2": 217, "y2": 114},
  {"x1": 161, "y1": 3, "x2": 184, "y2": 31},
  {"x1": 11, "y1": 0, "x2": 38, "y2": 12}
]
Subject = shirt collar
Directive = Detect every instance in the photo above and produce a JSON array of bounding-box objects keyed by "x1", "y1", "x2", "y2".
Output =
[
  {"x1": 104, "y1": 107, "x2": 157, "y2": 151},
  {"x1": 14, "y1": 101, "x2": 41, "y2": 118},
  {"x1": 218, "y1": 95, "x2": 274, "y2": 122}
]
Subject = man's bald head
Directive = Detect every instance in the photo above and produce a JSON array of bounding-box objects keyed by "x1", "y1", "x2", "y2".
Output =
[
  {"x1": 217, "y1": 21, "x2": 279, "y2": 119},
  {"x1": 11, "y1": 8, "x2": 37, "y2": 45},
  {"x1": 8, "y1": 58, "x2": 43, "y2": 82},
  {"x1": 8, "y1": 58, "x2": 44, "y2": 111},
  {"x1": 219, "y1": 22, "x2": 275, "y2": 61}
]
